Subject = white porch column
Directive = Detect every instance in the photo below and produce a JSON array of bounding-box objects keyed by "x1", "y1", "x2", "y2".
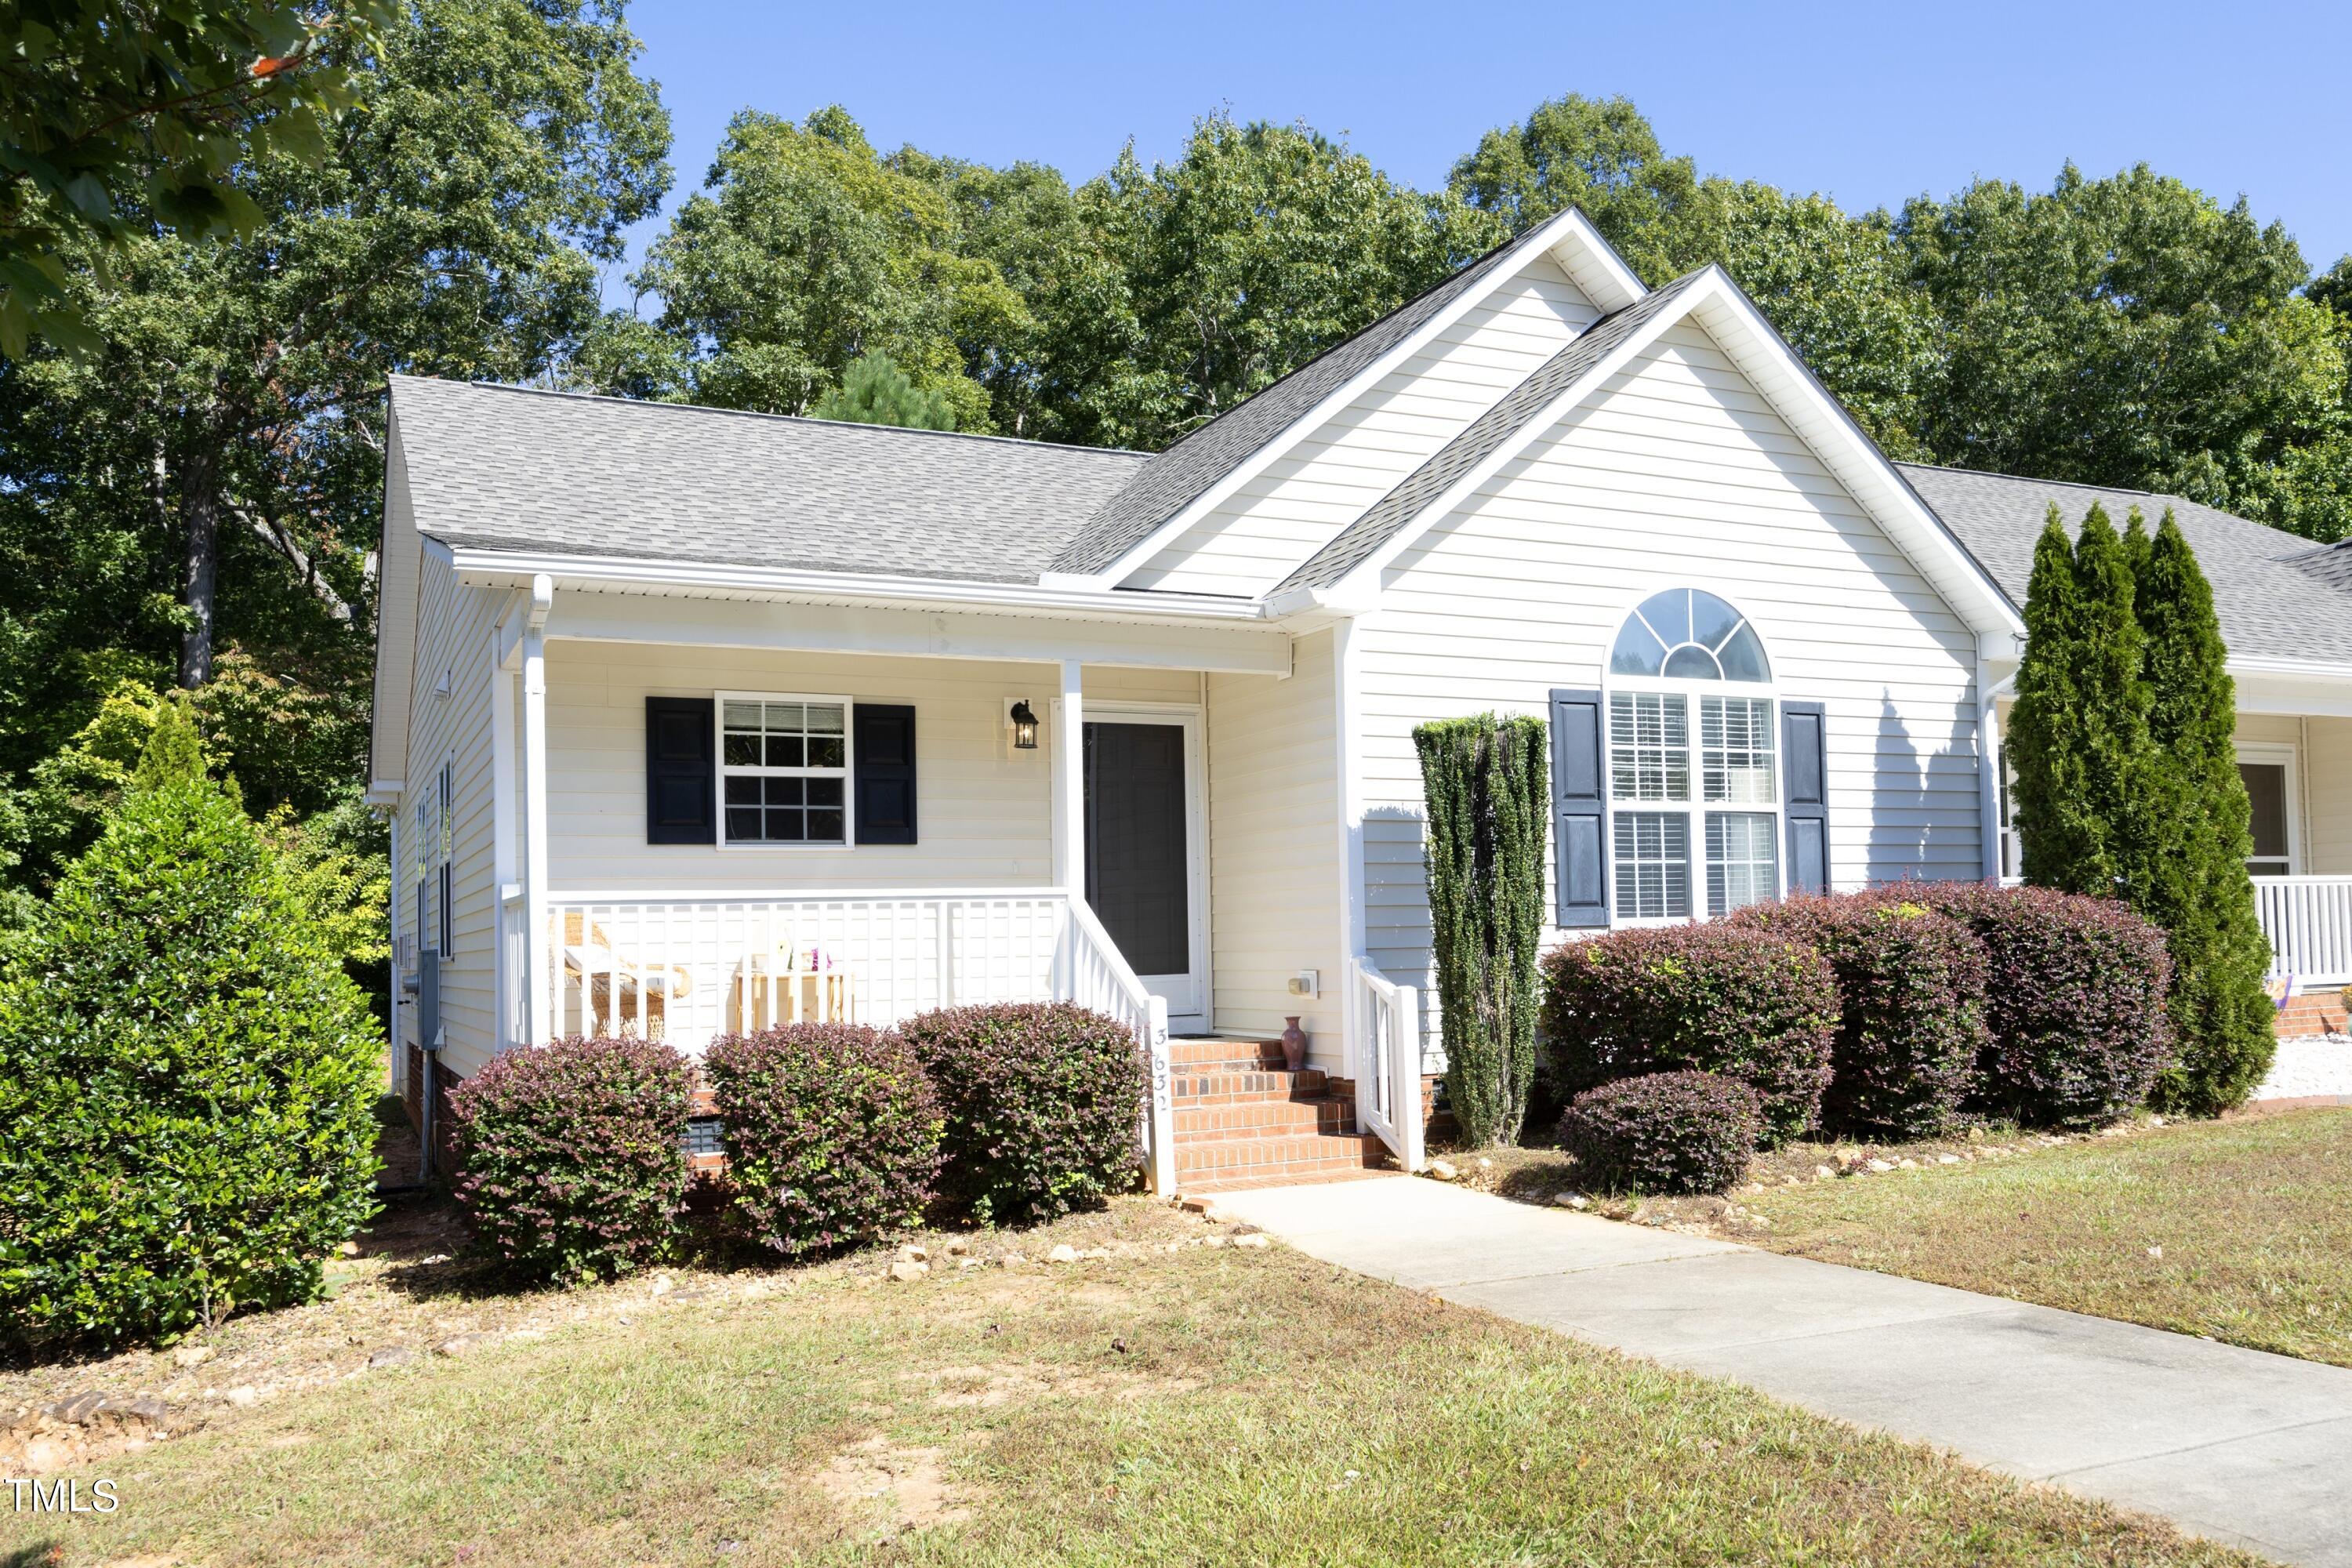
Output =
[
  {"x1": 489, "y1": 620, "x2": 518, "y2": 1051},
  {"x1": 1051, "y1": 658, "x2": 1085, "y2": 892},
  {"x1": 523, "y1": 575, "x2": 554, "y2": 1047}
]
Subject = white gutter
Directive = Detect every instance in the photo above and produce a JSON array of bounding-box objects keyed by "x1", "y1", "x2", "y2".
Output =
[
  {"x1": 2228, "y1": 654, "x2": 2352, "y2": 684},
  {"x1": 445, "y1": 547, "x2": 1274, "y2": 627}
]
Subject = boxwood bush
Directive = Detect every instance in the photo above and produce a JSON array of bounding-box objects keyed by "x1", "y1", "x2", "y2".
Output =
[
  {"x1": 1910, "y1": 883, "x2": 2172, "y2": 1127},
  {"x1": 704, "y1": 1023, "x2": 942, "y2": 1257},
  {"x1": 1558, "y1": 1070, "x2": 1763, "y2": 1196},
  {"x1": 447, "y1": 1035, "x2": 693, "y2": 1281},
  {"x1": 900, "y1": 1002, "x2": 1146, "y2": 1225},
  {"x1": 0, "y1": 713, "x2": 382, "y2": 1353},
  {"x1": 1732, "y1": 893, "x2": 1987, "y2": 1138},
  {"x1": 1541, "y1": 924, "x2": 1837, "y2": 1145}
]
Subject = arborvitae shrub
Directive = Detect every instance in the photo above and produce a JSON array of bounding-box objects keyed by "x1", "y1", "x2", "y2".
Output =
[
  {"x1": 1558, "y1": 1071, "x2": 1763, "y2": 1196},
  {"x1": 901, "y1": 1002, "x2": 1145, "y2": 1225},
  {"x1": 1911, "y1": 884, "x2": 2172, "y2": 1128},
  {"x1": 1540, "y1": 924, "x2": 1838, "y2": 1146},
  {"x1": 1731, "y1": 892, "x2": 1987, "y2": 1138},
  {"x1": 0, "y1": 710, "x2": 382, "y2": 1352},
  {"x1": 704, "y1": 1023, "x2": 942, "y2": 1256},
  {"x1": 1413, "y1": 713, "x2": 1548, "y2": 1148},
  {"x1": 447, "y1": 1035, "x2": 693, "y2": 1281}
]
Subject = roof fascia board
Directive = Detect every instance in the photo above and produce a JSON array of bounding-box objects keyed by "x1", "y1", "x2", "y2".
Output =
[
  {"x1": 540, "y1": 589, "x2": 1294, "y2": 677},
  {"x1": 1542, "y1": 208, "x2": 1648, "y2": 313},
  {"x1": 1324, "y1": 276, "x2": 1713, "y2": 596},
  {"x1": 1683, "y1": 285, "x2": 2025, "y2": 640},
  {"x1": 445, "y1": 547, "x2": 1275, "y2": 627},
  {"x1": 1076, "y1": 206, "x2": 1643, "y2": 589},
  {"x1": 366, "y1": 405, "x2": 419, "y2": 795}
]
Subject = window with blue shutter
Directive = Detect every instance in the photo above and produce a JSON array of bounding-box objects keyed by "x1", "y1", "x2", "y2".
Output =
[
  {"x1": 646, "y1": 696, "x2": 717, "y2": 844},
  {"x1": 854, "y1": 704, "x2": 917, "y2": 845}
]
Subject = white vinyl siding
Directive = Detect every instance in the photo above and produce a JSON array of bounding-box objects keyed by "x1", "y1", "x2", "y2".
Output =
[
  {"x1": 540, "y1": 648, "x2": 1203, "y2": 894},
  {"x1": 1205, "y1": 628, "x2": 1341, "y2": 1054},
  {"x1": 2299, "y1": 717, "x2": 2352, "y2": 875},
  {"x1": 397, "y1": 546, "x2": 500, "y2": 1077},
  {"x1": 1355, "y1": 316, "x2": 1984, "y2": 1041},
  {"x1": 1123, "y1": 260, "x2": 1599, "y2": 597}
]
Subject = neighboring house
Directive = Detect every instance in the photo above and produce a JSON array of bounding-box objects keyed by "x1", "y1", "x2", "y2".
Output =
[{"x1": 368, "y1": 209, "x2": 2352, "y2": 1190}]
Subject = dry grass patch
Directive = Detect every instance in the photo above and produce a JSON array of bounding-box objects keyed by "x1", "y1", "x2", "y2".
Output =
[{"x1": 1, "y1": 1195, "x2": 2263, "y2": 1566}]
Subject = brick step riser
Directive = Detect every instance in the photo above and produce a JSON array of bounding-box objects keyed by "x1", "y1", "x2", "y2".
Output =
[
  {"x1": 1176, "y1": 1134, "x2": 1386, "y2": 1177},
  {"x1": 1168, "y1": 1040, "x2": 1289, "y2": 1069},
  {"x1": 1170, "y1": 1070, "x2": 1327, "y2": 1103},
  {"x1": 1174, "y1": 1104, "x2": 1354, "y2": 1138}
]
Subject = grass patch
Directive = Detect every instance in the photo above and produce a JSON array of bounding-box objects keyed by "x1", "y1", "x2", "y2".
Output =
[
  {"x1": 0, "y1": 1199, "x2": 2259, "y2": 1566},
  {"x1": 1740, "y1": 1109, "x2": 2352, "y2": 1368}
]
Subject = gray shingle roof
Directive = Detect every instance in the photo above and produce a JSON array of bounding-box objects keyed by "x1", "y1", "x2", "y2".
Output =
[
  {"x1": 1276, "y1": 272, "x2": 1707, "y2": 593},
  {"x1": 387, "y1": 376, "x2": 1149, "y2": 586},
  {"x1": 1897, "y1": 463, "x2": 2352, "y2": 666},
  {"x1": 1047, "y1": 218, "x2": 1577, "y2": 576}
]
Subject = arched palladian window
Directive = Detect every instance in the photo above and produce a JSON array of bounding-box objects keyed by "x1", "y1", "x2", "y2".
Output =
[{"x1": 1604, "y1": 590, "x2": 1784, "y2": 921}]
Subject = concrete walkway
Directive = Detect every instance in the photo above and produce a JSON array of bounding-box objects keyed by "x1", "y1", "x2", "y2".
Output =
[{"x1": 1213, "y1": 1176, "x2": 2352, "y2": 1567}]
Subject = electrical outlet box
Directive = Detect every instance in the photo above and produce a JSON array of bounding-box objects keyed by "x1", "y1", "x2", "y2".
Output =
[{"x1": 1287, "y1": 969, "x2": 1319, "y2": 998}]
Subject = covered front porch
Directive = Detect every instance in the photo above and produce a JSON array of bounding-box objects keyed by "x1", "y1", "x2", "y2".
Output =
[{"x1": 468, "y1": 572, "x2": 1426, "y2": 1185}]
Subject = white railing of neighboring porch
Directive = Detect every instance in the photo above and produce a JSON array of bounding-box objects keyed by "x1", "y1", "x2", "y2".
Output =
[
  {"x1": 524, "y1": 889, "x2": 1175, "y2": 1191},
  {"x1": 2254, "y1": 875, "x2": 2352, "y2": 988},
  {"x1": 1347, "y1": 956, "x2": 1425, "y2": 1174}
]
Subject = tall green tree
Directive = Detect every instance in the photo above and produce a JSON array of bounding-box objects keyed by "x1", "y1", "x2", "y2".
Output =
[
  {"x1": 1414, "y1": 714, "x2": 1548, "y2": 1149},
  {"x1": 1896, "y1": 165, "x2": 2347, "y2": 535},
  {"x1": 2129, "y1": 510, "x2": 2276, "y2": 1112},
  {"x1": 0, "y1": 0, "x2": 393, "y2": 353},
  {"x1": 2006, "y1": 503, "x2": 2153, "y2": 894},
  {"x1": 809, "y1": 349, "x2": 955, "y2": 431},
  {"x1": 1447, "y1": 92, "x2": 1698, "y2": 281},
  {"x1": 0, "y1": 0, "x2": 669, "y2": 861},
  {"x1": 635, "y1": 106, "x2": 1000, "y2": 427}
]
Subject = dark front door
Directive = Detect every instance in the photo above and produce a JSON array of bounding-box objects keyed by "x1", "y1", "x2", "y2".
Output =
[{"x1": 1084, "y1": 720, "x2": 1192, "y2": 985}]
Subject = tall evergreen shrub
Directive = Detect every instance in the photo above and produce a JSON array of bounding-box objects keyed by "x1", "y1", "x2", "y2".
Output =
[
  {"x1": 2007, "y1": 503, "x2": 2154, "y2": 895},
  {"x1": 1414, "y1": 715, "x2": 1548, "y2": 1147},
  {"x1": 2130, "y1": 511, "x2": 2276, "y2": 1112},
  {"x1": 0, "y1": 706, "x2": 383, "y2": 1352}
]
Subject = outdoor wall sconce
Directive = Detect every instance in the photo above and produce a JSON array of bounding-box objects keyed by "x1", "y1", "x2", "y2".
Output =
[{"x1": 1008, "y1": 699, "x2": 1040, "y2": 750}]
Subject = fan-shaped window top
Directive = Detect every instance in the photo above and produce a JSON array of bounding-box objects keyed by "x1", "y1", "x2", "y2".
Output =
[{"x1": 1610, "y1": 590, "x2": 1769, "y2": 683}]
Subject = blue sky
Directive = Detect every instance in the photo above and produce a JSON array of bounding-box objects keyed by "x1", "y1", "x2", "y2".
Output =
[{"x1": 605, "y1": 0, "x2": 2350, "y2": 307}]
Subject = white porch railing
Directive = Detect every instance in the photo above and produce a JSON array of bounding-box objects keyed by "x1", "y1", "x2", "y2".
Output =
[
  {"x1": 1347, "y1": 956, "x2": 1425, "y2": 1174},
  {"x1": 2255, "y1": 875, "x2": 2352, "y2": 987},
  {"x1": 528, "y1": 889, "x2": 1175, "y2": 1189}
]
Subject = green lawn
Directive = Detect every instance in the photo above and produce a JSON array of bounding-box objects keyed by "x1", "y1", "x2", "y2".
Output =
[
  {"x1": 1741, "y1": 1109, "x2": 2352, "y2": 1368},
  {"x1": 2, "y1": 1200, "x2": 2259, "y2": 1567}
]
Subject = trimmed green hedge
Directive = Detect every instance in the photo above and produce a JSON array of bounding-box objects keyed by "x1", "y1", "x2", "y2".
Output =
[
  {"x1": 1559, "y1": 1070, "x2": 1762, "y2": 1196},
  {"x1": 0, "y1": 719, "x2": 382, "y2": 1352}
]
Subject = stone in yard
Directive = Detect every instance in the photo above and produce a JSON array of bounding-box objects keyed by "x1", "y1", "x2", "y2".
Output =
[
  {"x1": 1865, "y1": 1159, "x2": 1894, "y2": 1174},
  {"x1": 434, "y1": 1333, "x2": 492, "y2": 1358},
  {"x1": 116, "y1": 1396, "x2": 170, "y2": 1428},
  {"x1": 172, "y1": 1345, "x2": 215, "y2": 1370},
  {"x1": 1896, "y1": 1158, "x2": 1918, "y2": 1170},
  {"x1": 956, "y1": 1258, "x2": 980, "y2": 1271},
  {"x1": 896, "y1": 1243, "x2": 929, "y2": 1265},
  {"x1": 1936, "y1": 1153, "x2": 1961, "y2": 1165},
  {"x1": 1552, "y1": 1192, "x2": 1589, "y2": 1210},
  {"x1": 887, "y1": 1260, "x2": 930, "y2": 1283},
  {"x1": 46, "y1": 1392, "x2": 106, "y2": 1425},
  {"x1": 1426, "y1": 1159, "x2": 1458, "y2": 1181},
  {"x1": 944, "y1": 1238, "x2": 971, "y2": 1256},
  {"x1": 2147, "y1": 1246, "x2": 2164, "y2": 1260},
  {"x1": 368, "y1": 1346, "x2": 416, "y2": 1370},
  {"x1": 1079, "y1": 1247, "x2": 1112, "y2": 1261},
  {"x1": 222, "y1": 1385, "x2": 259, "y2": 1408},
  {"x1": 1046, "y1": 1244, "x2": 1080, "y2": 1264},
  {"x1": 338, "y1": 1240, "x2": 361, "y2": 1257},
  {"x1": 1203, "y1": 1236, "x2": 1228, "y2": 1249},
  {"x1": 1232, "y1": 1233, "x2": 1271, "y2": 1250},
  {"x1": 999, "y1": 1252, "x2": 1026, "y2": 1268},
  {"x1": 648, "y1": 1274, "x2": 674, "y2": 1297},
  {"x1": 1813, "y1": 1165, "x2": 1835, "y2": 1180}
]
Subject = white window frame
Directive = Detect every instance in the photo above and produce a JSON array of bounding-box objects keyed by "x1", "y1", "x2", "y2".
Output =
[
  {"x1": 2234, "y1": 739, "x2": 2301, "y2": 877},
  {"x1": 716, "y1": 691, "x2": 856, "y2": 851},
  {"x1": 1602, "y1": 590, "x2": 1783, "y2": 926}
]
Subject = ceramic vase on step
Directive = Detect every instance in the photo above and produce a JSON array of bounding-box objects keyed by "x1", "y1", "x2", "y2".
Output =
[{"x1": 1280, "y1": 1017, "x2": 1308, "y2": 1073}]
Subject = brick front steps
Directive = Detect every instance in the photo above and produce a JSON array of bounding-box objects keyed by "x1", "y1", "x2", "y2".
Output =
[
  {"x1": 2275, "y1": 986, "x2": 2347, "y2": 1038},
  {"x1": 1168, "y1": 1039, "x2": 1390, "y2": 1194}
]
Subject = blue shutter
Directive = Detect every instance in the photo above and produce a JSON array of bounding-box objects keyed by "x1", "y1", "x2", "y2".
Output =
[
  {"x1": 854, "y1": 704, "x2": 918, "y2": 845},
  {"x1": 1548, "y1": 688, "x2": 1610, "y2": 927},
  {"x1": 1781, "y1": 701, "x2": 1829, "y2": 895},
  {"x1": 645, "y1": 696, "x2": 716, "y2": 845}
]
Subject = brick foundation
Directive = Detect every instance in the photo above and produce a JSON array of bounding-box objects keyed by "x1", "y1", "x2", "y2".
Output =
[{"x1": 2276, "y1": 987, "x2": 2347, "y2": 1038}]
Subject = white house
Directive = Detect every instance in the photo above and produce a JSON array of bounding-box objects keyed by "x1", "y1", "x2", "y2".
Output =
[{"x1": 368, "y1": 209, "x2": 2352, "y2": 1191}]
